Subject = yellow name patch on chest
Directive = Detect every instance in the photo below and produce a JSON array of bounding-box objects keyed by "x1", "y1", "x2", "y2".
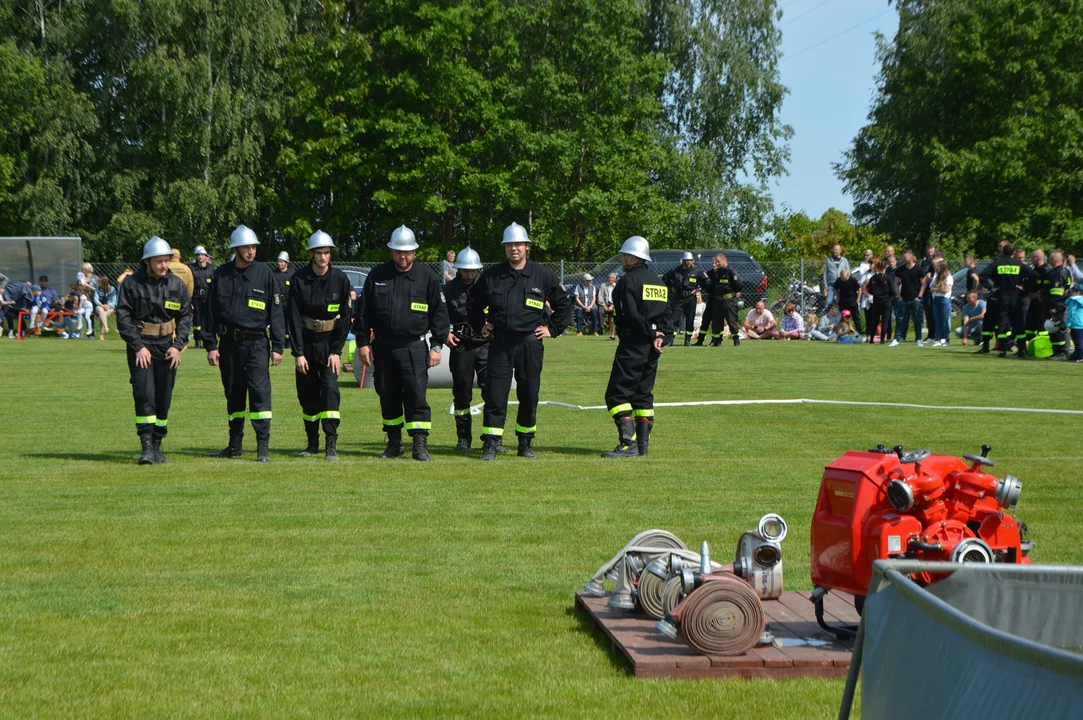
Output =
[
  {"x1": 525, "y1": 297, "x2": 544, "y2": 310},
  {"x1": 248, "y1": 299, "x2": 266, "y2": 310},
  {"x1": 642, "y1": 285, "x2": 668, "y2": 302},
  {"x1": 997, "y1": 265, "x2": 1020, "y2": 275},
  {"x1": 410, "y1": 302, "x2": 428, "y2": 312},
  {"x1": 164, "y1": 300, "x2": 181, "y2": 311},
  {"x1": 327, "y1": 303, "x2": 340, "y2": 313}
]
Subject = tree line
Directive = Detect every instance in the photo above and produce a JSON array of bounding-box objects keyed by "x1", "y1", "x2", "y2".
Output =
[{"x1": 0, "y1": 0, "x2": 789, "y2": 262}]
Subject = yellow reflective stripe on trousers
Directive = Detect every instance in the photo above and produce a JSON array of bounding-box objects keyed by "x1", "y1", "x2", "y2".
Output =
[
  {"x1": 250, "y1": 411, "x2": 273, "y2": 420},
  {"x1": 454, "y1": 408, "x2": 471, "y2": 416},
  {"x1": 135, "y1": 415, "x2": 158, "y2": 424},
  {"x1": 304, "y1": 410, "x2": 342, "y2": 421},
  {"x1": 383, "y1": 415, "x2": 405, "y2": 426},
  {"x1": 609, "y1": 403, "x2": 633, "y2": 417},
  {"x1": 155, "y1": 419, "x2": 168, "y2": 427},
  {"x1": 515, "y1": 424, "x2": 537, "y2": 434},
  {"x1": 632, "y1": 409, "x2": 654, "y2": 418},
  {"x1": 481, "y1": 426, "x2": 504, "y2": 437},
  {"x1": 404, "y1": 421, "x2": 431, "y2": 430},
  {"x1": 302, "y1": 412, "x2": 318, "y2": 422},
  {"x1": 229, "y1": 411, "x2": 246, "y2": 420}
]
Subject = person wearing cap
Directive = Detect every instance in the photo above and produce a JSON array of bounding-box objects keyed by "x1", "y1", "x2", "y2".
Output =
[
  {"x1": 700, "y1": 253, "x2": 741, "y2": 347},
  {"x1": 443, "y1": 246, "x2": 488, "y2": 451},
  {"x1": 273, "y1": 250, "x2": 295, "y2": 350},
  {"x1": 601, "y1": 236, "x2": 670, "y2": 458},
  {"x1": 189, "y1": 245, "x2": 216, "y2": 349},
  {"x1": 116, "y1": 236, "x2": 193, "y2": 465},
  {"x1": 466, "y1": 222, "x2": 572, "y2": 461},
  {"x1": 202, "y1": 225, "x2": 285, "y2": 462},
  {"x1": 573, "y1": 273, "x2": 600, "y2": 335},
  {"x1": 287, "y1": 231, "x2": 353, "y2": 460},
  {"x1": 355, "y1": 225, "x2": 449, "y2": 461},
  {"x1": 663, "y1": 252, "x2": 699, "y2": 346}
]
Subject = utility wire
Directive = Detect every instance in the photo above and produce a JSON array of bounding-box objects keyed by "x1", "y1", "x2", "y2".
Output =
[
  {"x1": 783, "y1": 8, "x2": 894, "y2": 61},
  {"x1": 780, "y1": 0, "x2": 809, "y2": 10},
  {"x1": 780, "y1": 0, "x2": 838, "y2": 28}
]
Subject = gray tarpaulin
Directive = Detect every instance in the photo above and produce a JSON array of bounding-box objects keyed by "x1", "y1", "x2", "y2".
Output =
[{"x1": 840, "y1": 561, "x2": 1083, "y2": 720}]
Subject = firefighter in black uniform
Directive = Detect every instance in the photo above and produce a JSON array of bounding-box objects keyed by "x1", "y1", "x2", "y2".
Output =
[
  {"x1": 467, "y1": 222, "x2": 572, "y2": 461},
  {"x1": 355, "y1": 225, "x2": 449, "y2": 462},
  {"x1": 287, "y1": 230, "x2": 353, "y2": 461},
  {"x1": 602, "y1": 236, "x2": 670, "y2": 458},
  {"x1": 1044, "y1": 250, "x2": 1072, "y2": 359},
  {"x1": 189, "y1": 245, "x2": 215, "y2": 348},
  {"x1": 663, "y1": 251, "x2": 698, "y2": 346},
  {"x1": 444, "y1": 246, "x2": 488, "y2": 451},
  {"x1": 691, "y1": 266, "x2": 712, "y2": 346},
  {"x1": 1023, "y1": 249, "x2": 1048, "y2": 345},
  {"x1": 274, "y1": 251, "x2": 295, "y2": 350},
  {"x1": 702, "y1": 253, "x2": 741, "y2": 347},
  {"x1": 202, "y1": 225, "x2": 285, "y2": 461},
  {"x1": 116, "y1": 236, "x2": 193, "y2": 465},
  {"x1": 979, "y1": 242, "x2": 1036, "y2": 358}
]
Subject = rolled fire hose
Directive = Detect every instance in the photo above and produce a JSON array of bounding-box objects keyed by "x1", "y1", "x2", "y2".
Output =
[
  {"x1": 583, "y1": 530, "x2": 687, "y2": 595},
  {"x1": 637, "y1": 569, "x2": 668, "y2": 619},
  {"x1": 679, "y1": 577, "x2": 764, "y2": 656},
  {"x1": 660, "y1": 574, "x2": 685, "y2": 618}
]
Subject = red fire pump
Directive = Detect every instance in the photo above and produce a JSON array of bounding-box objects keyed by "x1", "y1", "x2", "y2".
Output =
[{"x1": 809, "y1": 444, "x2": 1032, "y2": 635}]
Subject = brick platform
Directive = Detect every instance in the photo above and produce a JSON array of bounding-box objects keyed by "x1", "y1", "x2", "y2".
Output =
[{"x1": 574, "y1": 590, "x2": 859, "y2": 679}]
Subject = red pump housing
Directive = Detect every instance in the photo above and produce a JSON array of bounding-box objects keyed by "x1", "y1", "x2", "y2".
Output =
[{"x1": 810, "y1": 445, "x2": 1032, "y2": 598}]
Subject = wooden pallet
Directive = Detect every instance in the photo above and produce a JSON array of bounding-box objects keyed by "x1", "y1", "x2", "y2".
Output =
[{"x1": 574, "y1": 590, "x2": 859, "y2": 679}]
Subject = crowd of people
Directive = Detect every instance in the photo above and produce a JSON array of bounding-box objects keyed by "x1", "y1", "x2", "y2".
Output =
[{"x1": 0, "y1": 262, "x2": 128, "y2": 340}]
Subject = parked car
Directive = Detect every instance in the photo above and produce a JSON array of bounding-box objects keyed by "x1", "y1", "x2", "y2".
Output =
[
  {"x1": 342, "y1": 267, "x2": 370, "y2": 296},
  {"x1": 589, "y1": 249, "x2": 769, "y2": 305}
]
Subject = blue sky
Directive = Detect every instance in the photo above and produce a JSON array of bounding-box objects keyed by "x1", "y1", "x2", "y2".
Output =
[{"x1": 772, "y1": 0, "x2": 899, "y2": 218}]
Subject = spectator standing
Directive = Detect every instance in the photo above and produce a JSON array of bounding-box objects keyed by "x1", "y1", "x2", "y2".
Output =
[
  {"x1": 930, "y1": 259, "x2": 953, "y2": 346},
  {"x1": 809, "y1": 303, "x2": 840, "y2": 341},
  {"x1": 833, "y1": 268, "x2": 862, "y2": 334},
  {"x1": 77, "y1": 263, "x2": 99, "y2": 337},
  {"x1": 964, "y1": 255, "x2": 982, "y2": 295},
  {"x1": 920, "y1": 246, "x2": 938, "y2": 340},
  {"x1": 823, "y1": 245, "x2": 850, "y2": 309},
  {"x1": 77, "y1": 291, "x2": 94, "y2": 337},
  {"x1": 596, "y1": 272, "x2": 617, "y2": 340},
  {"x1": 95, "y1": 276, "x2": 118, "y2": 339},
  {"x1": 28, "y1": 275, "x2": 60, "y2": 334},
  {"x1": 741, "y1": 300, "x2": 776, "y2": 339},
  {"x1": 956, "y1": 292, "x2": 986, "y2": 345},
  {"x1": 862, "y1": 259, "x2": 893, "y2": 343},
  {"x1": 774, "y1": 303, "x2": 804, "y2": 339},
  {"x1": 442, "y1": 250, "x2": 456, "y2": 283},
  {"x1": 1068, "y1": 254, "x2": 1083, "y2": 283},
  {"x1": 884, "y1": 245, "x2": 900, "y2": 326},
  {"x1": 1065, "y1": 286, "x2": 1083, "y2": 361},
  {"x1": 890, "y1": 250, "x2": 926, "y2": 346},
  {"x1": 573, "y1": 274, "x2": 600, "y2": 335}
]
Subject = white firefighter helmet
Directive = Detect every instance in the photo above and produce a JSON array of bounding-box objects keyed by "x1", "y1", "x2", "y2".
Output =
[
  {"x1": 141, "y1": 235, "x2": 172, "y2": 261},
  {"x1": 1044, "y1": 318, "x2": 1064, "y2": 333},
  {"x1": 502, "y1": 222, "x2": 530, "y2": 244},
  {"x1": 619, "y1": 235, "x2": 651, "y2": 262},
  {"x1": 277, "y1": 251, "x2": 290, "y2": 263},
  {"x1": 681, "y1": 251, "x2": 694, "y2": 261},
  {"x1": 454, "y1": 247, "x2": 482, "y2": 270},
  {"x1": 307, "y1": 230, "x2": 335, "y2": 251},
  {"x1": 229, "y1": 225, "x2": 260, "y2": 249},
  {"x1": 193, "y1": 245, "x2": 208, "y2": 257},
  {"x1": 388, "y1": 225, "x2": 419, "y2": 251}
]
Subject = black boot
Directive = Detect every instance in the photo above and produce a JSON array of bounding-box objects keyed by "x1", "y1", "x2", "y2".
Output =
[
  {"x1": 733, "y1": 337, "x2": 740, "y2": 347},
  {"x1": 709, "y1": 337, "x2": 722, "y2": 347},
  {"x1": 151, "y1": 438, "x2": 168, "y2": 464},
  {"x1": 493, "y1": 437, "x2": 507, "y2": 454},
  {"x1": 602, "y1": 416, "x2": 639, "y2": 458},
  {"x1": 692, "y1": 334, "x2": 705, "y2": 346},
  {"x1": 412, "y1": 433, "x2": 431, "y2": 462},
  {"x1": 635, "y1": 416, "x2": 653, "y2": 457},
  {"x1": 379, "y1": 429, "x2": 405, "y2": 459},
  {"x1": 325, "y1": 436, "x2": 338, "y2": 461},
  {"x1": 480, "y1": 436, "x2": 498, "y2": 462},
  {"x1": 454, "y1": 415, "x2": 472, "y2": 451},
  {"x1": 210, "y1": 435, "x2": 243, "y2": 458},
  {"x1": 517, "y1": 435, "x2": 537, "y2": 459},
  {"x1": 684, "y1": 335, "x2": 691, "y2": 347},
  {"x1": 256, "y1": 438, "x2": 270, "y2": 463},
  {"x1": 299, "y1": 421, "x2": 320, "y2": 456},
  {"x1": 138, "y1": 437, "x2": 156, "y2": 465}
]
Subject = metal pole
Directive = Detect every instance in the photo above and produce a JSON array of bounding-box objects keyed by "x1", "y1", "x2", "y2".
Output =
[
  {"x1": 560, "y1": 259, "x2": 564, "y2": 287},
  {"x1": 800, "y1": 258, "x2": 806, "y2": 317}
]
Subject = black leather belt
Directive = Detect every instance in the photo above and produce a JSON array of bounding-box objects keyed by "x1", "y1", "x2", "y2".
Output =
[{"x1": 227, "y1": 328, "x2": 267, "y2": 341}]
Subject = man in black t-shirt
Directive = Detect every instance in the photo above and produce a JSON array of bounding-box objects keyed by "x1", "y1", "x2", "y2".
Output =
[
  {"x1": 891, "y1": 250, "x2": 926, "y2": 346},
  {"x1": 833, "y1": 269, "x2": 862, "y2": 334}
]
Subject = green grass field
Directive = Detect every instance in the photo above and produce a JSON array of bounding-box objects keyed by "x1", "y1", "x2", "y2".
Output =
[{"x1": 1, "y1": 332, "x2": 1080, "y2": 718}]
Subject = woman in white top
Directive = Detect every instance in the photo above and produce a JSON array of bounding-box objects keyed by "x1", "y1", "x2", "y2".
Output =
[{"x1": 930, "y1": 259, "x2": 953, "y2": 346}]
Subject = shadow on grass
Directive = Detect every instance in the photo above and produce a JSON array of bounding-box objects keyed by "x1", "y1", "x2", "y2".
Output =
[
  {"x1": 536, "y1": 445, "x2": 606, "y2": 457},
  {"x1": 21, "y1": 451, "x2": 137, "y2": 463},
  {"x1": 566, "y1": 604, "x2": 633, "y2": 676}
]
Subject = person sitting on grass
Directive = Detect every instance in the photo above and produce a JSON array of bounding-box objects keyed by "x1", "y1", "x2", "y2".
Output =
[
  {"x1": 809, "y1": 302, "x2": 841, "y2": 341},
  {"x1": 836, "y1": 312, "x2": 860, "y2": 343},
  {"x1": 955, "y1": 291, "x2": 986, "y2": 346},
  {"x1": 741, "y1": 300, "x2": 775, "y2": 339},
  {"x1": 773, "y1": 302, "x2": 804, "y2": 339}
]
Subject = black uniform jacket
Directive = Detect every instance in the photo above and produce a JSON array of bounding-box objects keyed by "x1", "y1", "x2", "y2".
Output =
[
  {"x1": 189, "y1": 261, "x2": 216, "y2": 299},
  {"x1": 444, "y1": 275, "x2": 488, "y2": 346},
  {"x1": 980, "y1": 256, "x2": 1036, "y2": 296},
  {"x1": 201, "y1": 260, "x2": 286, "y2": 353},
  {"x1": 705, "y1": 266, "x2": 740, "y2": 299},
  {"x1": 1044, "y1": 265, "x2": 1071, "y2": 305},
  {"x1": 466, "y1": 259, "x2": 572, "y2": 337},
  {"x1": 286, "y1": 264, "x2": 354, "y2": 356},
  {"x1": 273, "y1": 267, "x2": 295, "y2": 306},
  {"x1": 663, "y1": 266, "x2": 699, "y2": 299},
  {"x1": 354, "y1": 261, "x2": 449, "y2": 349},
  {"x1": 614, "y1": 263, "x2": 672, "y2": 343},
  {"x1": 116, "y1": 266, "x2": 193, "y2": 352}
]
